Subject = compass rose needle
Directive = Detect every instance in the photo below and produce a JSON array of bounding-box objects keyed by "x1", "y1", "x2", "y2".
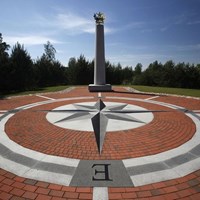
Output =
[
  {"x1": 40, "y1": 99, "x2": 166, "y2": 154},
  {"x1": 105, "y1": 104, "x2": 128, "y2": 111},
  {"x1": 39, "y1": 109, "x2": 94, "y2": 113},
  {"x1": 91, "y1": 112, "x2": 108, "y2": 154},
  {"x1": 54, "y1": 112, "x2": 93, "y2": 123},
  {"x1": 104, "y1": 113, "x2": 145, "y2": 123},
  {"x1": 73, "y1": 104, "x2": 96, "y2": 110},
  {"x1": 107, "y1": 110, "x2": 168, "y2": 114},
  {"x1": 94, "y1": 99, "x2": 106, "y2": 111}
]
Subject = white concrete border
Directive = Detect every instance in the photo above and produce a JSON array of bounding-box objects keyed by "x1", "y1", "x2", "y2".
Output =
[
  {"x1": 0, "y1": 97, "x2": 95, "y2": 186},
  {"x1": 93, "y1": 187, "x2": 108, "y2": 200},
  {"x1": 106, "y1": 96, "x2": 200, "y2": 186},
  {"x1": 0, "y1": 95, "x2": 200, "y2": 187}
]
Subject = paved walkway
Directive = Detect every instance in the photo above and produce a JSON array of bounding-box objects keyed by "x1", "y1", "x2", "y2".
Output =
[{"x1": 0, "y1": 86, "x2": 200, "y2": 199}]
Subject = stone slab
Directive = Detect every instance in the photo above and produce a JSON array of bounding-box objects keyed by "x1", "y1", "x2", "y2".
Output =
[
  {"x1": 88, "y1": 84, "x2": 112, "y2": 92},
  {"x1": 70, "y1": 160, "x2": 133, "y2": 187},
  {"x1": 127, "y1": 162, "x2": 169, "y2": 176}
]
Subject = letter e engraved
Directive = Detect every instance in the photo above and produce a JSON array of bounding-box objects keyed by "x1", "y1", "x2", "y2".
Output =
[{"x1": 92, "y1": 164, "x2": 113, "y2": 181}]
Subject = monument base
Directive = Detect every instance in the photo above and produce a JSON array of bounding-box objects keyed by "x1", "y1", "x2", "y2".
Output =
[{"x1": 88, "y1": 84, "x2": 112, "y2": 92}]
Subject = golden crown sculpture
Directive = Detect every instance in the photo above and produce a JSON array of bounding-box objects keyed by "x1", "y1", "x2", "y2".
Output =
[{"x1": 94, "y1": 12, "x2": 105, "y2": 24}]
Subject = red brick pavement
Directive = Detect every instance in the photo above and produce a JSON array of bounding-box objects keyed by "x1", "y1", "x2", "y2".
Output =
[
  {"x1": 0, "y1": 168, "x2": 93, "y2": 200},
  {"x1": 1, "y1": 86, "x2": 200, "y2": 199},
  {"x1": 1, "y1": 168, "x2": 200, "y2": 199},
  {"x1": 108, "y1": 169, "x2": 200, "y2": 200},
  {"x1": 155, "y1": 96, "x2": 200, "y2": 110},
  {"x1": 43, "y1": 87, "x2": 97, "y2": 99},
  {"x1": 6, "y1": 98, "x2": 195, "y2": 160},
  {"x1": 0, "y1": 95, "x2": 45, "y2": 110}
]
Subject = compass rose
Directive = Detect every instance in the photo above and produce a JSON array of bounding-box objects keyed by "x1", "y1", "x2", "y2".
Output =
[{"x1": 44, "y1": 99, "x2": 165, "y2": 153}]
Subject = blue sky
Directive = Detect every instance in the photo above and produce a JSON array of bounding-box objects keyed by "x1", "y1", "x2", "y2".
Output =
[{"x1": 1, "y1": 0, "x2": 200, "y2": 68}]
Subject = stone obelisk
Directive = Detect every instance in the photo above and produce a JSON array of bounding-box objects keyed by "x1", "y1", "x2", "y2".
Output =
[{"x1": 89, "y1": 12, "x2": 112, "y2": 92}]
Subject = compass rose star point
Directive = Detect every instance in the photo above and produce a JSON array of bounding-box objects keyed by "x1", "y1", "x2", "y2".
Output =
[{"x1": 45, "y1": 99, "x2": 157, "y2": 154}]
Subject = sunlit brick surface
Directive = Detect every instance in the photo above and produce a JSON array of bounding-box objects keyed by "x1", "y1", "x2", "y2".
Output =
[
  {"x1": 6, "y1": 98, "x2": 195, "y2": 160},
  {"x1": 1, "y1": 86, "x2": 200, "y2": 199}
]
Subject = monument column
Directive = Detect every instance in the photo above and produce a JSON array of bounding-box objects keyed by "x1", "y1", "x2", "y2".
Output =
[
  {"x1": 95, "y1": 20, "x2": 105, "y2": 85},
  {"x1": 89, "y1": 12, "x2": 112, "y2": 92}
]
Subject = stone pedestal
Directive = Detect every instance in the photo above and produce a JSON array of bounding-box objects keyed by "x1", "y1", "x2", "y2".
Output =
[
  {"x1": 88, "y1": 12, "x2": 112, "y2": 92},
  {"x1": 88, "y1": 84, "x2": 112, "y2": 92}
]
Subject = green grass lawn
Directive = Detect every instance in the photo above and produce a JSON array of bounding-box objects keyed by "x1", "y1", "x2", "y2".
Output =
[
  {"x1": 131, "y1": 85, "x2": 200, "y2": 98},
  {"x1": 2, "y1": 85, "x2": 200, "y2": 98},
  {"x1": 1, "y1": 85, "x2": 69, "y2": 97}
]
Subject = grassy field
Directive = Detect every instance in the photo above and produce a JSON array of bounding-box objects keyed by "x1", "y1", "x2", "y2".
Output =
[
  {"x1": 131, "y1": 85, "x2": 200, "y2": 98},
  {"x1": 1, "y1": 85, "x2": 200, "y2": 98},
  {"x1": 1, "y1": 85, "x2": 69, "y2": 97}
]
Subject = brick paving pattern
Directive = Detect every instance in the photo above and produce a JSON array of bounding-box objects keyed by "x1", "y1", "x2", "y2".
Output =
[
  {"x1": 0, "y1": 168, "x2": 93, "y2": 200},
  {"x1": 5, "y1": 99, "x2": 195, "y2": 160},
  {"x1": 1, "y1": 86, "x2": 200, "y2": 199}
]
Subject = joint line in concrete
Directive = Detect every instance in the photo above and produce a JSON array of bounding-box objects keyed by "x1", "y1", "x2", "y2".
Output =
[{"x1": 36, "y1": 95, "x2": 55, "y2": 100}]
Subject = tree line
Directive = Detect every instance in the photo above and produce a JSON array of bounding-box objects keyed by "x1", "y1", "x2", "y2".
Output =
[
  {"x1": 0, "y1": 34, "x2": 67, "y2": 93},
  {"x1": 133, "y1": 61, "x2": 200, "y2": 89},
  {"x1": 0, "y1": 33, "x2": 200, "y2": 94}
]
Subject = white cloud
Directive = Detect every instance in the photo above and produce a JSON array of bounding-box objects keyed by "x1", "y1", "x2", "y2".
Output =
[
  {"x1": 32, "y1": 12, "x2": 115, "y2": 35},
  {"x1": 107, "y1": 53, "x2": 172, "y2": 68},
  {"x1": 55, "y1": 13, "x2": 115, "y2": 34},
  {"x1": 114, "y1": 21, "x2": 145, "y2": 33},
  {"x1": 141, "y1": 29, "x2": 153, "y2": 33},
  {"x1": 56, "y1": 13, "x2": 93, "y2": 33},
  {"x1": 160, "y1": 26, "x2": 169, "y2": 32},
  {"x1": 107, "y1": 44, "x2": 200, "y2": 68},
  {"x1": 4, "y1": 35, "x2": 61, "y2": 46},
  {"x1": 124, "y1": 22, "x2": 145, "y2": 29},
  {"x1": 170, "y1": 44, "x2": 200, "y2": 51},
  {"x1": 187, "y1": 20, "x2": 200, "y2": 25}
]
